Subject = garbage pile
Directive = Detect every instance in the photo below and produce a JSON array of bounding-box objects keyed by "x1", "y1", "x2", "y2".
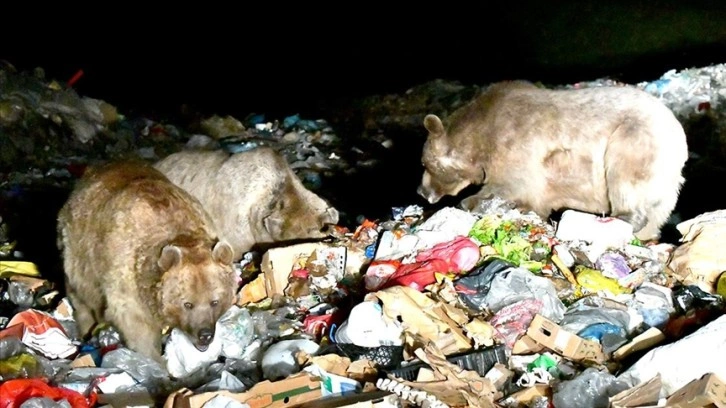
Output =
[
  {"x1": 2, "y1": 193, "x2": 726, "y2": 407},
  {"x1": 0, "y1": 63, "x2": 391, "y2": 196},
  {"x1": 2, "y1": 62, "x2": 726, "y2": 407}
]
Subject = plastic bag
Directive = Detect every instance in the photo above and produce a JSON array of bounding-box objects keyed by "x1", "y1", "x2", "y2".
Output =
[
  {"x1": 559, "y1": 297, "x2": 631, "y2": 335},
  {"x1": 480, "y1": 266, "x2": 566, "y2": 322},
  {"x1": 489, "y1": 299, "x2": 543, "y2": 348},
  {"x1": 454, "y1": 259, "x2": 514, "y2": 313},
  {"x1": 553, "y1": 368, "x2": 630, "y2": 408},
  {"x1": 260, "y1": 339, "x2": 320, "y2": 381},
  {"x1": 414, "y1": 236, "x2": 480, "y2": 273},
  {"x1": 19, "y1": 397, "x2": 71, "y2": 408},
  {"x1": 0, "y1": 379, "x2": 96, "y2": 408},
  {"x1": 100, "y1": 348, "x2": 169, "y2": 394},
  {"x1": 331, "y1": 301, "x2": 403, "y2": 347}
]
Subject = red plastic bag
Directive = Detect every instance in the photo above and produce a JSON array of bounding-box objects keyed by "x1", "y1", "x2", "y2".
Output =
[
  {"x1": 415, "y1": 236, "x2": 480, "y2": 273},
  {"x1": 0, "y1": 378, "x2": 96, "y2": 408},
  {"x1": 379, "y1": 259, "x2": 450, "y2": 291}
]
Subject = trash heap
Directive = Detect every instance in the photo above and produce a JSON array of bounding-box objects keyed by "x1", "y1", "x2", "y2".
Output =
[
  {"x1": 0, "y1": 63, "x2": 390, "y2": 195},
  {"x1": 1, "y1": 62, "x2": 726, "y2": 407},
  {"x1": 2, "y1": 194, "x2": 726, "y2": 407}
]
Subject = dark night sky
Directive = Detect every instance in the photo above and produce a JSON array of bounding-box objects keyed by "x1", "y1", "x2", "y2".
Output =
[{"x1": 5, "y1": 1, "x2": 726, "y2": 120}]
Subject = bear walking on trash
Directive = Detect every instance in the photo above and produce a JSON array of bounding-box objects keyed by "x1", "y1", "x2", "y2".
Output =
[
  {"x1": 417, "y1": 80, "x2": 689, "y2": 241},
  {"x1": 57, "y1": 161, "x2": 237, "y2": 362}
]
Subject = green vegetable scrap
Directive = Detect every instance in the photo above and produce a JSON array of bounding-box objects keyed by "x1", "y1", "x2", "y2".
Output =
[{"x1": 469, "y1": 215, "x2": 551, "y2": 272}]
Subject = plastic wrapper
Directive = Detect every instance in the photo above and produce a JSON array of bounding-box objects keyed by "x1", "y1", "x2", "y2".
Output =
[
  {"x1": 8, "y1": 281, "x2": 35, "y2": 309},
  {"x1": 0, "y1": 354, "x2": 46, "y2": 382},
  {"x1": 414, "y1": 236, "x2": 481, "y2": 273},
  {"x1": 553, "y1": 368, "x2": 630, "y2": 408},
  {"x1": 454, "y1": 259, "x2": 515, "y2": 313},
  {"x1": 672, "y1": 284, "x2": 724, "y2": 314},
  {"x1": 576, "y1": 266, "x2": 631, "y2": 296},
  {"x1": 166, "y1": 307, "x2": 256, "y2": 378},
  {"x1": 165, "y1": 327, "x2": 223, "y2": 379},
  {"x1": 377, "y1": 258, "x2": 451, "y2": 292},
  {"x1": 217, "y1": 306, "x2": 255, "y2": 359},
  {"x1": 628, "y1": 283, "x2": 674, "y2": 329},
  {"x1": 194, "y1": 370, "x2": 247, "y2": 393},
  {"x1": 413, "y1": 207, "x2": 478, "y2": 251},
  {"x1": 595, "y1": 252, "x2": 632, "y2": 279},
  {"x1": 479, "y1": 266, "x2": 566, "y2": 322},
  {"x1": 260, "y1": 339, "x2": 319, "y2": 381},
  {"x1": 19, "y1": 397, "x2": 72, "y2": 408},
  {"x1": 489, "y1": 299, "x2": 543, "y2": 348},
  {"x1": 100, "y1": 348, "x2": 170, "y2": 394},
  {"x1": 559, "y1": 297, "x2": 631, "y2": 335},
  {"x1": 331, "y1": 301, "x2": 403, "y2": 347}
]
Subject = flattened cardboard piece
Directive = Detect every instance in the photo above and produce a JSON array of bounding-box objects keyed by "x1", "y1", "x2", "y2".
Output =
[
  {"x1": 70, "y1": 353, "x2": 96, "y2": 368},
  {"x1": 666, "y1": 373, "x2": 726, "y2": 408},
  {"x1": 608, "y1": 374, "x2": 662, "y2": 408},
  {"x1": 261, "y1": 243, "x2": 325, "y2": 296},
  {"x1": 612, "y1": 327, "x2": 665, "y2": 361},
  {"x1": 238, "y1": 274, "x2": 268, "y2": 305},
  {"x1": 526, "y1": 314, "x2": 607, "y2": 364},
  {"x1": 501, "y1": 384, "x2": 551, "y2": 407},
  {"x1": 368, "y1": 286, "x2": 472, "y2": 355},
  {"x1": 295, "y1": 391, "x2": 397, "y2": 408},
  {"x1": 164, "y1": 373, "x2": 322, "y2": 408},
  {"x1": 512, "y1": 335, "x2": 545, "y2": 355}
]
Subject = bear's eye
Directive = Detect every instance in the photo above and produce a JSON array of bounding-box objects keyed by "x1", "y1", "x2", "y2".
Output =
[
  {"x1": 184, "y1": 302, "x2": 194, "y2": 309},
  {"x1": 210, "y1": 300, "x2": 219, "y2": 307}
]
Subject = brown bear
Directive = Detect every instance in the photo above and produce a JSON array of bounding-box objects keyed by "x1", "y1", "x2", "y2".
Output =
[
  {"x1": 154, "y1": 147, "x2": 339, "y2": 261},
  {"x1": 418, "y1": 81, "x2": 689, "y2": 241},
  {"x1": 57, "y1": 161, "x2": 236, "y2": 362}
]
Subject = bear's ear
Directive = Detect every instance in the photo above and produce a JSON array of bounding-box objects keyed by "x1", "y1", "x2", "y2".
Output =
[
  {"x1": 159, "y1": 245, "x2": 182, "y2": 271},
  {"x1": 212, "y1": 241, "x2": 234, "y2": 265},
  {"x1": 423, "y1": 114, "x2": 445, "y2": 137}
]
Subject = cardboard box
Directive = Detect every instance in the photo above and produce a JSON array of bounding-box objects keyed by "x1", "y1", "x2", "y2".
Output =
[
  {"x1": 164, "y1": 373, "x2": 322, "y2": 408},
  {"x1": 526, "y1": 314, "x2": 607, "y2": 364},
  {"x1": 499, "y1": 384, "x2": 551, "y2": 407},
  {"x1": 666, "y1": 373, "x2": 726, "y2": 408},
  {"x1": 512, "y1": 334, "x2": 545, "y2": 355},
  {"x1": 261, "y1": 243, "x2": 324, "y2": 296},
  {"x1": 609, "y1": 374, "x2": 662, "y2": 408}
]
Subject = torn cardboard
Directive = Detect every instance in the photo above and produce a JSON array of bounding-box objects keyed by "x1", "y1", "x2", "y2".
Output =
[
  {"x1": 612, "y1": 327, "x2": 665, "y2": 361},
  {"x1": 262, "y1": 243, "x2": 324, "y2": 297},
  {"x1": 238, "y1": 274, "x2": 268, "y2": 305},
  {"x1": 526, "y1": 314, "x2": 607, "y2": 364},
  {"x1": 609, "y1": 374, "x2": 662, "y2": 408},
  {"x1": 666, "y1": 373, "x2": 726, "y2": 408}
]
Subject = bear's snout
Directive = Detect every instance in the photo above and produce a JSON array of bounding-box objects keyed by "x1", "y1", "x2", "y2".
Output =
[
  {"x1": 417, "y1": 184, "x2": 441, "y2": 204},
  {"x1": 196, "y1": 327, "x2": 215, "y2": 349}
]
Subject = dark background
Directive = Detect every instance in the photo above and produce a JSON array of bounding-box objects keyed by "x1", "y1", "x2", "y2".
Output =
[
  {"x1": 3, "y1": 1, "x2": 726, "y2": 284},
  {"x1": 6, "y1": 1, "x2": 726, "y2": 121}
]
